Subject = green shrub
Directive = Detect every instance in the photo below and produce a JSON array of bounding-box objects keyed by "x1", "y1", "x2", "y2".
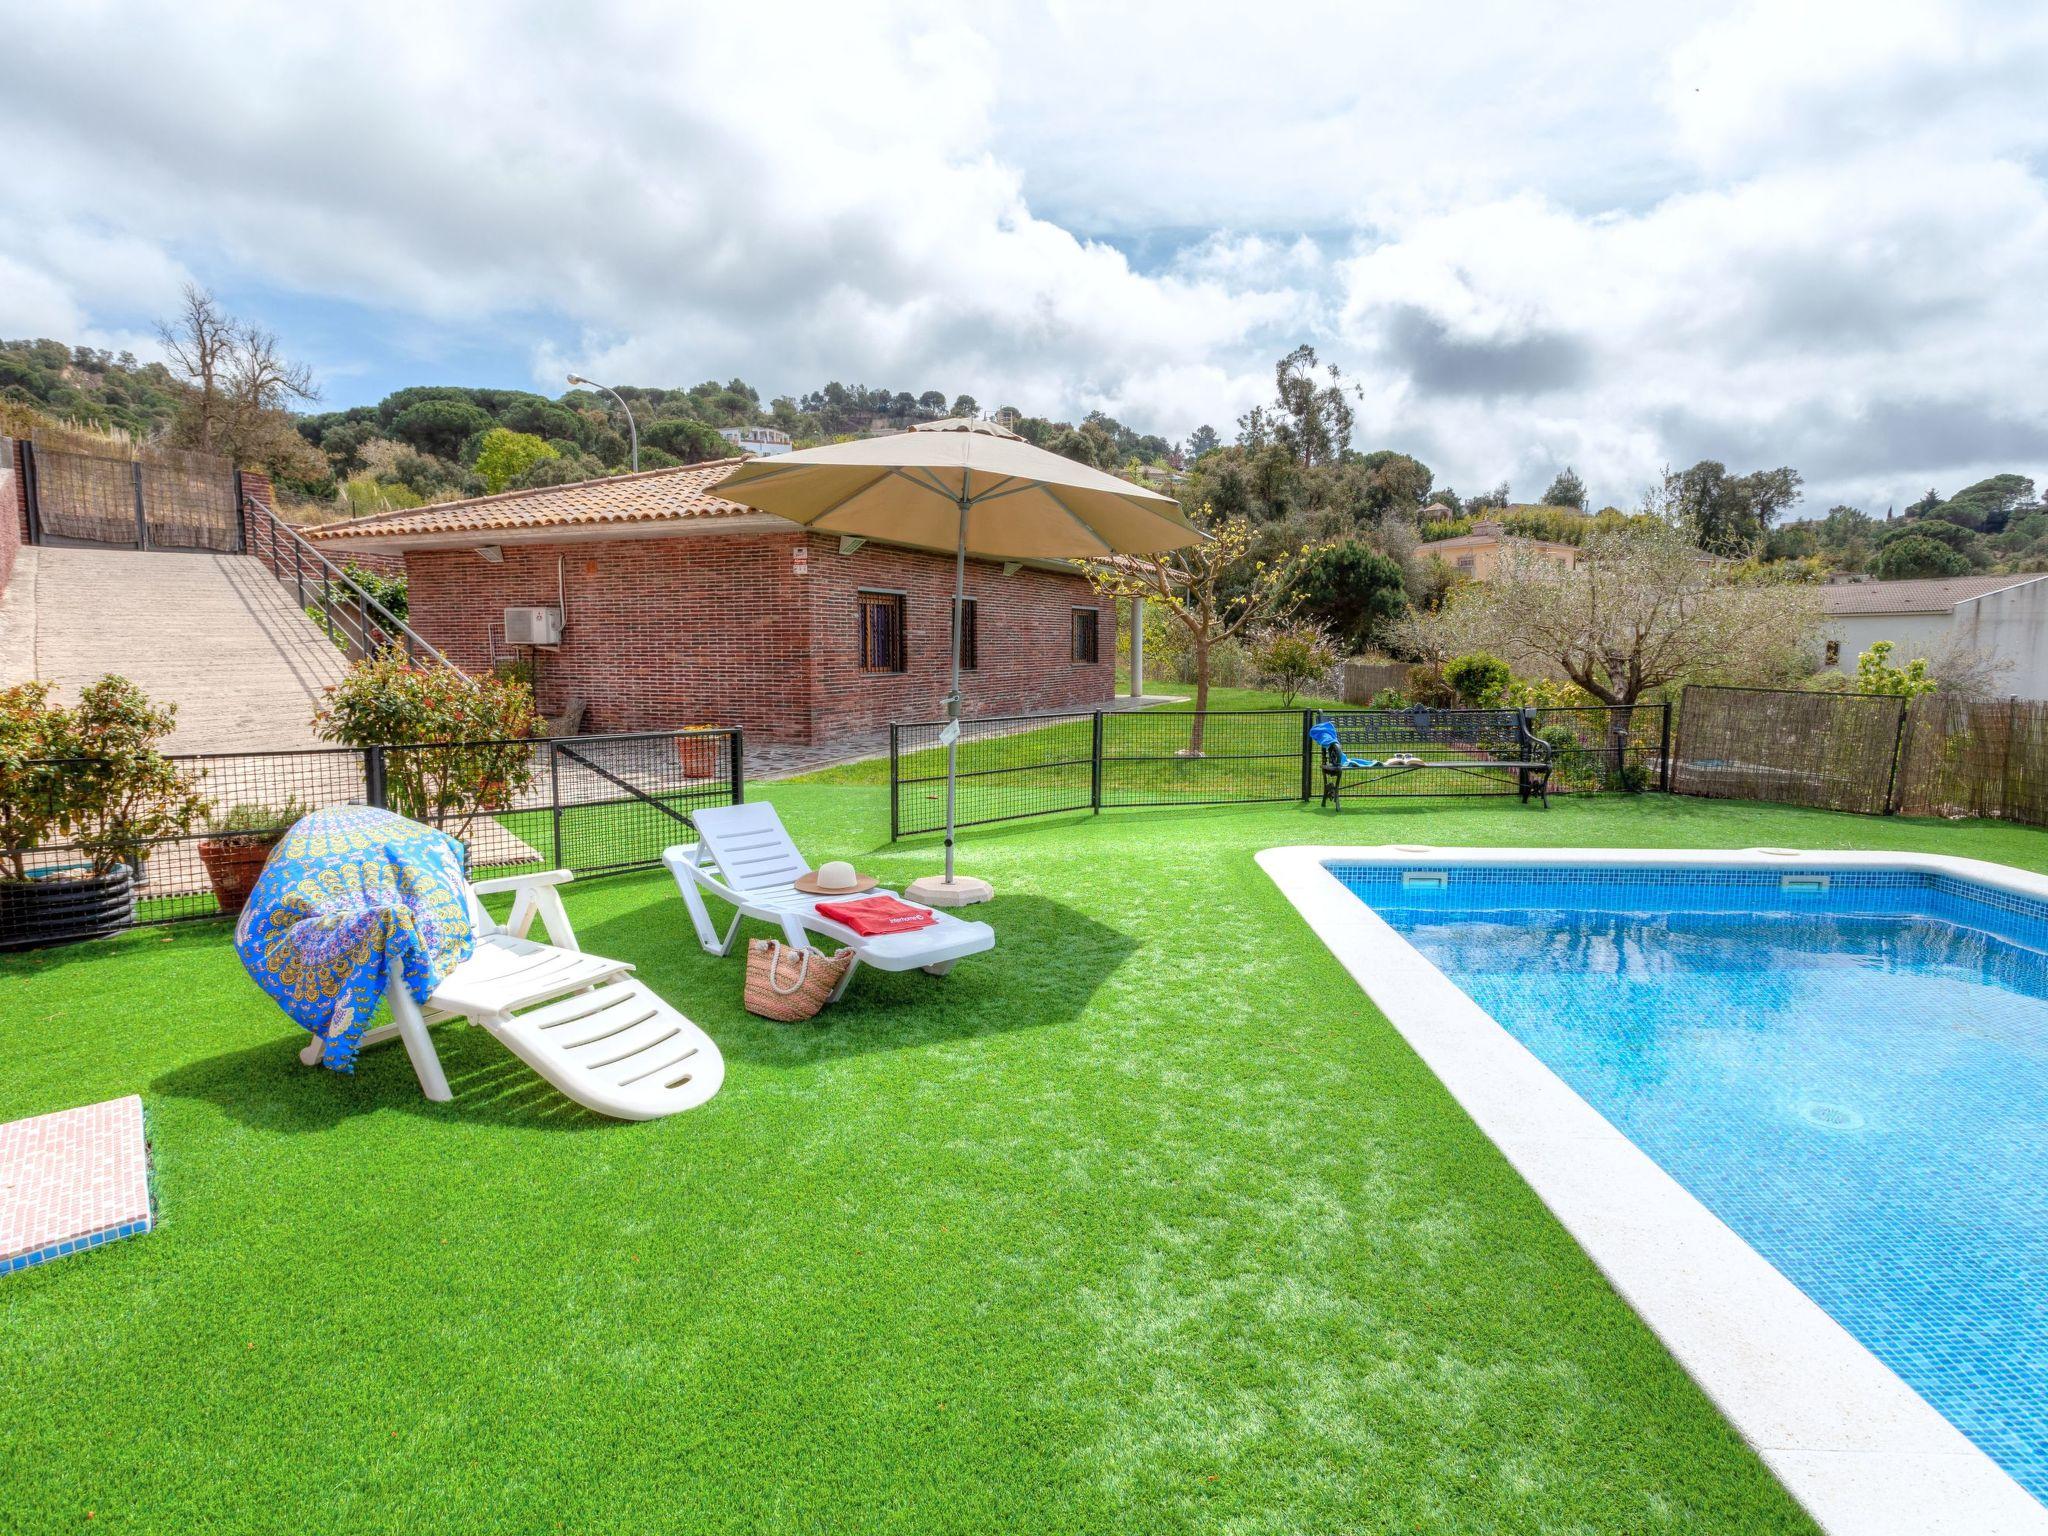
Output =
[
  {"x1": 1248, "y1": 621, "x2": 1340, "y2": 706},
  {"x1": 207, "y1": 799, "x2": 309, "y2": 848},
  {"x1": 0, "y1": 676, "x2": 207, "y2": 880},
  {"x1": 1443, "y1": 653, "x2": 1513, "y2": 708},
  {"x1": 315, "y1": 650, "x2": 541, "y2": 835}
]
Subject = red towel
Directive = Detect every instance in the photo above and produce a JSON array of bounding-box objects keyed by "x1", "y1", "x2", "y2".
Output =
[{"x1": 814, "y1": 895, "x2": 938, "y2": 936}]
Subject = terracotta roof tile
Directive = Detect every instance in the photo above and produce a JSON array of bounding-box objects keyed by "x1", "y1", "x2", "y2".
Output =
[
  {"x1": 305, "y1": 459, "x2": 754, "y2": 545},
  {"x1": 1819, "y1": 573, "x2": 2048, "y2": 616}
]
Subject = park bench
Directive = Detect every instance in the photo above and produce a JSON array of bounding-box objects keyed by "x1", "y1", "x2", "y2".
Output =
[{"x1": 1310, "y1": 707, "x2": 1552, "y2": 808}]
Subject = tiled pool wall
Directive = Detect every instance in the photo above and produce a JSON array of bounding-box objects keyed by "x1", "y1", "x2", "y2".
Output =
[{"x1": 1330, "y1": 864, "x2": 2048, "y2": 953}]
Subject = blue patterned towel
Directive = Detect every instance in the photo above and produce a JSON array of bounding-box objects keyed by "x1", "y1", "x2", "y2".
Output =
[{"x1": 234, "y1": 806, "x2": 476, "y2": 1072}]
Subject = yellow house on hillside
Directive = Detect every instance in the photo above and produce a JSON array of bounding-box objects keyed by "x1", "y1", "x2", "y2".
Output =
[{"x1": 1415, "y1": 518, "x2": 1580, "y2": 580}]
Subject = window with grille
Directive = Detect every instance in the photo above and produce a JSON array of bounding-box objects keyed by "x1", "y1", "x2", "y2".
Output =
[
  {"x1": 1071, "y1": 607, "x2": 1099, "y2": 664},
  {"x1": 951, "y1": 598, "x2": 979, "y2": 670},
  {"x1": 858, "y1": 591, "x2": 906, "y2": 673}
]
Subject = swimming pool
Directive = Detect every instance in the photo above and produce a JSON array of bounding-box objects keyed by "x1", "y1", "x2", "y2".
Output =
[{"x1": 1261, "y1": 847, "x2": 2048, "y2": 1536}]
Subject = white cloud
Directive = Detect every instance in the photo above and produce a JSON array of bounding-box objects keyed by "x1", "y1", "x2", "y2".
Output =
[{"x1": 0, "y1": 0, "x2": 2044, "y2": 512}]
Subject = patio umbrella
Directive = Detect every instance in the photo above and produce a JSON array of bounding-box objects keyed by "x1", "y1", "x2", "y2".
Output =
[{"x1": 712, "y1": 418, "x2": 1198, "y2": 906}]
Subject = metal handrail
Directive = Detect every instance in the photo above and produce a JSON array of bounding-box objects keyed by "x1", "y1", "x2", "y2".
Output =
[{"x1": 242, "y1": 495, "x2": 463, "y2": 674}]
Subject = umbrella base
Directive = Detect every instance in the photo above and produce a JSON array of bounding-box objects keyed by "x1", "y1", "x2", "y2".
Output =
[{"x1": 905, "y1": 873, "x2": 994, "y2": 908}]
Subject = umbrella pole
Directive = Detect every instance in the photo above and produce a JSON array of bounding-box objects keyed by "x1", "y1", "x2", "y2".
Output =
[
  {"x1": 909, "y1": 492, "x2": 993, "y2": 908},
  {"x1": 944, "y1": 498, "x2": 965, "y2": 884}
]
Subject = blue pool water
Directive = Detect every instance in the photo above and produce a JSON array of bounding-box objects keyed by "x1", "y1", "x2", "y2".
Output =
[{"x1": 1333, "y1": 863, "x2": 2048, "y2": 1504}]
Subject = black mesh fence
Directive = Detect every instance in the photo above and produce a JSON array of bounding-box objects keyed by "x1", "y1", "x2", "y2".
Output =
[
  {"x1": 889, "y1": 704, "x2": 1661, "y2": 836},
  {"x1": 1101, "y1": 710, "x2": 1309, "y2": 807},
  {"x1": 2, "y1": 728, "x2": 741, "y2": 944},
  {"x1": 1528, "y1": 704, "x2": 1671, "y2": 794}
]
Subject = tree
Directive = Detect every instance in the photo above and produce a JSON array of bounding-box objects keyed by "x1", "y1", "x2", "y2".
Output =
[
  {"x1": 1248, "y1": 621, "x2": 1341, "y2": 706},
  {"x1": 640, "y1": 416, "x2": 729, "y2": 463},
  {"x1": 1270, "y1": 344, "x2": 1357, "y2": 466},
  {"x1": 1288, "y1": 541, "x2": 1408, "y2": 650},
  {"x1": 1541, "y1": 466, "x2": 1588, "y2": 510},
  {"x1": 1904, "y1": 487, "x2": 1943, "y2": 519},
  {"x1": 950, "y1": 394, "x2": 978, "y2": 419},
  {"x1": 392, "y1": 398, "x2": 495, "y2": 461},
  {"x1": 1660, "y1": 460, "x2": 1803, "y2": 556},
  {"x1": 1932, "y1": 474, "x2": 2034, "y2": 534},
  {"x1": 1089, "y1": 507, "x2": 1313, "y2": 753},
  {"x1": 1467, "y1": 482, "x2": 1511, "y2": 513},
  {"x1": 1186, "y1": 424, "x2": 1220, "y2": 459},
  {"x1": 1874, "y1": 534, "x2": 1971, "y2": 579},
  {"x1": 917, "y1": 390, "x2": 947, "y2": 417},
  {"x1": 156, "y1": 284, "x2": 236, "y2": 454},
  {"x1": 472, "y1": 428, "x2": 558, "y2": 493},
  {"x1": 1396, "y1": 521, "x2": 1822, "y2": 707}
]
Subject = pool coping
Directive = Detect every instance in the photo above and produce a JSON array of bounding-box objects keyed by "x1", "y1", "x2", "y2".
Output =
[{"x1": 1258, "y1": 844, "x2": 2048, "y2": 1536}]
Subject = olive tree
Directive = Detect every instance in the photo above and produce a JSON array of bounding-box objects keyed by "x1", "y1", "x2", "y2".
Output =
[
  {"x1": 1090, "y1": 507, "x2": 1312, "y2": 754},
  {"x1": 1395, "y1": 520, "x2": 1822, "y2": 707}
]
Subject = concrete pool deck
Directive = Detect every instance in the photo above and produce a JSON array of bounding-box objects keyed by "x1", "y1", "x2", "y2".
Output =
[{"x1": 1259, "y1": 844, "x2": 2048, "y2": 1536}]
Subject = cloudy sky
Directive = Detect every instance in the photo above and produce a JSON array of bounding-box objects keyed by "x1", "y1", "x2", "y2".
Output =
[{"x1": 4, "y1": 0, "x2": 2046, "y2": 514}]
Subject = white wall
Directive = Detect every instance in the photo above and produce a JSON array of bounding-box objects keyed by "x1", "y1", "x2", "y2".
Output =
[
  {"x1": 1955, "y1": 581, "x2": 2048, "y2": 698},
  {"x1": 1818, "y1": 613, "x2": 1953, "y2": 678},
  {"x1": 1817, "y1": 579, "x2": 2048, "y2": 698}
]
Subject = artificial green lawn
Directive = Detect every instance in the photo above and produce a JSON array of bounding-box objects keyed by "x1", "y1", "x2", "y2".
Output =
[{"x1": 12, "y1": 786, "x2": 2046, "y2": 1532}]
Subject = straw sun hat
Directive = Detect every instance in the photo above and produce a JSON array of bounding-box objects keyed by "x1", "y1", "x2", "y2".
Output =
[{"x1": 792, "y1": 860, "x2": 878, "y2": 896}]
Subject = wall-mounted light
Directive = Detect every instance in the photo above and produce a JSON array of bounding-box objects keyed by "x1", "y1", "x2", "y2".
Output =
[
  {"x1": 838, "y1": 536, "x2": 867, "y2": 556},
  {"x1": 1001, "y1": 561, "x2": 1022, "y2": 577},
  {"x1": 476, "y1": 545, "x2": 503, "y2": 564}
]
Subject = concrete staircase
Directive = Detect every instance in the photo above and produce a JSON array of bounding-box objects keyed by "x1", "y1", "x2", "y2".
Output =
[{"x1": 0, "y1": 545, "x2": 351, "y2": 753}]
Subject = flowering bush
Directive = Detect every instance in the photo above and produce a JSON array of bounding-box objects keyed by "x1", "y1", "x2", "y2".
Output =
[
  {"x1": 315, "y1": 649, "x2": 541, "y2": 833},
  {"x1": 1248, "y1": 621, "x2": 1340, "y2": 707},
  {"x1": 0, "y1": 676, "x2": 207, "y2": 880}
]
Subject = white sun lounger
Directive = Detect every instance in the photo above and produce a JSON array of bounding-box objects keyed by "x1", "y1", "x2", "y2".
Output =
[
  {"x1": 296, "y1": 867, "x2": 724, "y2": 1120},
  {"x1": 663, "y1": 803, "x2": 994, "y2": 1001}
]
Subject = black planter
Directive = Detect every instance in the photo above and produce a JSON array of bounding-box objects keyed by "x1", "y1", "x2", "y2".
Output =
[{"x1": 0, "y1": 865, "x2": 137, "y2": 952}]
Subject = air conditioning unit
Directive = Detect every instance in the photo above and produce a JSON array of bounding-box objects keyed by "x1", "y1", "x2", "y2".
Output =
[{"x1": 504, "y1": 605, "x2": 562, "y2": 645}]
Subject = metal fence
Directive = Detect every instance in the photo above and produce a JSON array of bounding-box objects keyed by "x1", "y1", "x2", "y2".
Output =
[
  {"x1": 889, "y1": 704, "x2": 1664, "y2": 837},
  {"x1": 4, "y1": 727, "x2": 742, "y2": 938}
]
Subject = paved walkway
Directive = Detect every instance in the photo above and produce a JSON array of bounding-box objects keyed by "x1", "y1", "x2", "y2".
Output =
[{"x1": 0, "y1": 545, "x2": 349, "y2": 753}]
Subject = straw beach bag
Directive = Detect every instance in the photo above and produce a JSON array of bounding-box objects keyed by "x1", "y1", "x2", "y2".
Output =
[{"x1": 744, "y1": 939, "x2": 853, "y2": 1022}]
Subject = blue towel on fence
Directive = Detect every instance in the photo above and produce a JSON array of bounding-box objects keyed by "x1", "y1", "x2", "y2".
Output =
[
  {"x1": 1308, "y1": 718, "x2": 1379, "y2": 769},
  {"x1": 234, "y1": 806, "x2": 475, "y2": 1072}
]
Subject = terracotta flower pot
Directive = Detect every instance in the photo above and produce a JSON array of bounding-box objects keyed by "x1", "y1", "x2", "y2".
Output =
[
  {"x1": 675, "y1": 728, "x2": 726, "y2": 780},
  {"x1": 197, "y1": 838, "x2": 276, "y2": 918}
]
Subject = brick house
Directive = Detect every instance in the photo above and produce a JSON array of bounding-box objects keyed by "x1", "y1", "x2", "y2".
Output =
[{"x1": 306, "y1": 459, "x2": 1117, "y2": 745}]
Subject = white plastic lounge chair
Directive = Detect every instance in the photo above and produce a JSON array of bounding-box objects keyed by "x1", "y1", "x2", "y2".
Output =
[
  {"x1": 296, "y1": 867, "x2": 724, "y2": 1120},
  {"x1": 663, "y1": 803, "x2": 994, "y2": 1001}
]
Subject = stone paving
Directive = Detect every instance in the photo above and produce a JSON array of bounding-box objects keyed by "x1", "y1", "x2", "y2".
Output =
[{"x1": 742, "y1": 692, "x2": 1187, "y2": 780}]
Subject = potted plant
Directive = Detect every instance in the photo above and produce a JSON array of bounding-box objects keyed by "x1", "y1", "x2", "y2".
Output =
[
  {"x1": 0, "y1": 676, "x2": 208, "y2": 951},
  {"x1": 675, "y1": 725, "x2": 727, "y2": 779},
  {"x1": 197, "y1": 799, "x2": 307, "y2": 917}
]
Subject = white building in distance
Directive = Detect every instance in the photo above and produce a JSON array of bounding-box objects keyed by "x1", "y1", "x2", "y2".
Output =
[{"x1": 1819, "y1": 573, "x2": 2048, "y2": 697}]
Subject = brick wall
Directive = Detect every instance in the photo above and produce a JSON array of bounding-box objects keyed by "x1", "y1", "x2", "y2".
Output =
[
  {"x1": 803, "y1": 536, "x2": 1114, "y2": 738},
  {"x1": 399, "y1": 528, "x2": 1114, "y2": 744},
  {"x1": 0, "y1": 439, "x2": 22, "y2": 594}
]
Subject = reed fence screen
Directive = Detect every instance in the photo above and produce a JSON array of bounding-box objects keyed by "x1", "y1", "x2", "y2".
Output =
[
  {"x1": 1671, "y1": 685, "x2": 1907, "y2": 814},
  {"x1": 17, "y1": 438, "x2": 242, "y2": 552},
  {"x1": 4, "y1": 727, "x2": 742, "y2": 939},
  {"x1": 1894, "y1": 696, "x2": 2048, "y2": 826}
]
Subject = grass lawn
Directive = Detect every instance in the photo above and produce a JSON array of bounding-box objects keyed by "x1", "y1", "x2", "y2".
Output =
[{"x1": 9, "y1": 784, "x2": 2043, "y2": 1532}]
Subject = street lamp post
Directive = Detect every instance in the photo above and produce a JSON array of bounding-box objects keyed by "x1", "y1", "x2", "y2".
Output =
[{"x1": 566, "y1": 373, "x2": 638, "y2": 472}]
